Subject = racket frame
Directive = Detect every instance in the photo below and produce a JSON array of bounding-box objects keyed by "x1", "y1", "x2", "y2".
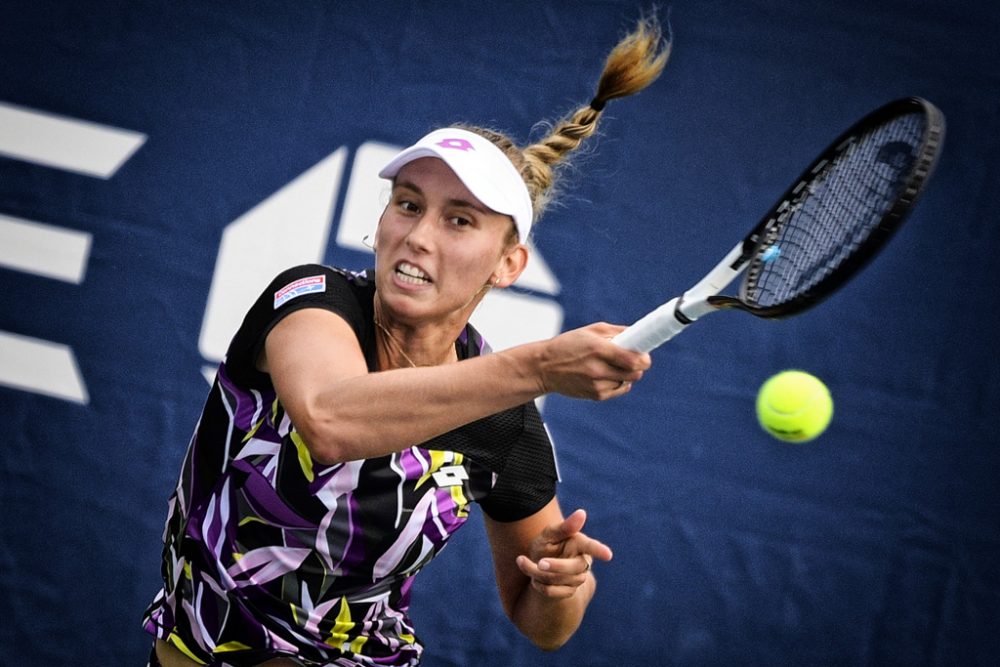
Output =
[
  {"x1": 612, "y1": 96, "x2": 945, "y2": 354},
  {"x1": 728, "y1": 96, "x2": 946, "y2": 318}
]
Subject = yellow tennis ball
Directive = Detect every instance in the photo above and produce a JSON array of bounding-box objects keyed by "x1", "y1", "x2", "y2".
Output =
[{"x1": 756, "y1": 370, "x2": 833, "y2": 442}]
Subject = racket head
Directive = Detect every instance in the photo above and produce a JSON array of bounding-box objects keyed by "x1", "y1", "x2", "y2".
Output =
[{"x1": 710, "y1": 97, "x2": 945, "y2": 317}]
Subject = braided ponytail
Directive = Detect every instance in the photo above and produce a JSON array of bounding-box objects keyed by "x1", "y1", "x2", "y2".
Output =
[
  {"x1": 520, "y1": 14, "x2": 670, "y2": 218},
  {"x1": 458, "y1": 14, "x2": 670, "y2": 236}
]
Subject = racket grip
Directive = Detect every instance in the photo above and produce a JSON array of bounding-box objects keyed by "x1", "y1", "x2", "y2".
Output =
[{"x1": 612, "y1": 297, "x2": 689, "y2": 353}]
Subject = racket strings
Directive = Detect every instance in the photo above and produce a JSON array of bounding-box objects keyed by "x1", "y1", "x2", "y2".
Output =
[{"x1": 745, "y1": 112, "x2": 928, "y2": 307}]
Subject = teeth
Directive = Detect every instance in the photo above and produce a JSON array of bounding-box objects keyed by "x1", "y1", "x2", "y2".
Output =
[{"x1": 396, "y1": 262, "x2": 430, "y2": 284}]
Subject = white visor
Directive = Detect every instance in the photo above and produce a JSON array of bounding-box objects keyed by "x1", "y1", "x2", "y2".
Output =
[{"x1": 378, "y1": 128, "x2": 534, "y2": 243}]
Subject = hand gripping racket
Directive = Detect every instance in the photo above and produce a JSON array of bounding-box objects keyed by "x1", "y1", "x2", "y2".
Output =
[{"x1": 614, "y1": 96, "x2": 945, "y2": 353}]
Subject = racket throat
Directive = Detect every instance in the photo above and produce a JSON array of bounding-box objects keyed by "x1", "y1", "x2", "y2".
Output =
[
  {"x1": 676, "y1": 295, "x2": 717, "y2": 321},
  {"x1": 673, "y1": 305, "x2": 694, "y2": 325},
  {"x1": 612, "y1": 297, "x2": 692, "y2": 352}
]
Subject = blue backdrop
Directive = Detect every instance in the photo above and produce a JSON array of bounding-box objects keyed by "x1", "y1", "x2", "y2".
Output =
[{"x1": 1, "y1": 1, "x2": 998, "y2": 665}]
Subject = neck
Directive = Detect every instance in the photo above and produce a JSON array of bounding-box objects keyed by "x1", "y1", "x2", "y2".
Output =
[{"x1": 373, "y1": 298, "x2": 461, "y2": 370}]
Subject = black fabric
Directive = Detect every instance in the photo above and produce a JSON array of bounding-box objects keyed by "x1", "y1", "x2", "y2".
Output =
[
  {"x1": 228, "y1": 263, "x2": 557, "y2": 522},
  {"x1": 225, "y1": 264, "x2": 376, "y2": 388},
  {"x1": 421, "y1": 400, "x2": 558, "y2": 521}
]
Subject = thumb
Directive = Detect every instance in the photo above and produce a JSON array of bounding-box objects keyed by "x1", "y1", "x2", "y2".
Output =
[{"x1": 544, "y1": 509, "x2": 587, "y2": 542}]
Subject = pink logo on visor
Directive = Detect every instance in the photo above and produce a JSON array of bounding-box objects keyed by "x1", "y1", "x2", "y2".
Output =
[{"x1": 436, "y1": 138, "x2": 475, "y2": 151}]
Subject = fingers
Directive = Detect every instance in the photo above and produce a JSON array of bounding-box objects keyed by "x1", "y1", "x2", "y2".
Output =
[
  {"x1": 589, "y1": 323, "x2": 652, "y2": 372},
  {"x1": 588, "y1": 325, "x2": 651, "y2": 398},
  {"x1": 541, "y1": 508, "x2": 587, "y2": 542},
  {"x1": 516, "y1": 554, "x2": 593, "y2": 599},
  {"x1": 565, "y1": 327, "x2": 652, "y2": 396},
  {"x1": 520, "y1": 510, "x2": 614, "y2": 598},
  {"x1": 570, "y1": 534, "x2": 614, "y2": 564},
  {"x1": 538, "y1": 510, "x2": 615, "y2": 562},
  {"x1": 535, "y1": 323, "x2": 651, "y2": 401},
  {"x1": 596, "y1": 373, "x2": 640, "y2": 400},
  {"x1": 610, "y1": 379, "x2": 634, "y2": 393},
  {"x1": 516, "y1": 538, "x2": 613, "y2": 597}
]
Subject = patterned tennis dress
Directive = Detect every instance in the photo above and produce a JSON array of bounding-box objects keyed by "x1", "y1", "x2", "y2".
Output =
[{"x1": 142, "y1": 265, "x2": 558, "y2": 666}]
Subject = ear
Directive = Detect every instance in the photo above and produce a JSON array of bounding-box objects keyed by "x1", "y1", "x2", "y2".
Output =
[
  {"x1": 492, "y1": 243, "x2": 529, "y2": 288},
  {"x1": 371, "y1": 209, "x2": 389, "y2": 251}
]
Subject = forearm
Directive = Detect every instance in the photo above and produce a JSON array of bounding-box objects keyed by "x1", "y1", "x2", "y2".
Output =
[
  {"x1": 269, "y1": 313, "x2": 649, "y2": 464},
  {"x1": 510, "y1": 573, "x2": 597, "y2": 650},
  {"x1": 295, "y1": 343, "x2": 545, "y2": 463}
]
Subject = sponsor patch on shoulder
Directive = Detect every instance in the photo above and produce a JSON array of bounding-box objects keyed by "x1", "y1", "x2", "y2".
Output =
[{"x1": 274, "y1": 275, "x2": 326, "y2": 309}]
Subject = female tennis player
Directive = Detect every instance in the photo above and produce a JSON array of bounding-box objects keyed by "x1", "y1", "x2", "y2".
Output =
[{"x1": 143, "y1": 16, "x2": 669, "y2": 667}]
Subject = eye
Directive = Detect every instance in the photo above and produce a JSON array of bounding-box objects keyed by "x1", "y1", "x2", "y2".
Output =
[
  {"x1": 395, "y1": 197, "x2": 420, "y2": 214},
  {"x1": 446, "y1": 215, "x2": 472, "y2": 228}
]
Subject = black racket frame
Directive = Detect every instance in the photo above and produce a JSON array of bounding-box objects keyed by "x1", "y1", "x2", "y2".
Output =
[{"x1": 708, "y1": 96, "x2": 945, "y2": 318}]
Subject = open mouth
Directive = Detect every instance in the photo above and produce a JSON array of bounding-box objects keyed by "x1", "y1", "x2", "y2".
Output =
[{"x1": 395, "y1": 261, "x2": 432, "y2": 285}]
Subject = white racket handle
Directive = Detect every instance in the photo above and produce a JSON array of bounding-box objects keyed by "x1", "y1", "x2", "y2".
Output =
[{"x1": 612, "y1": 297, "x2": 690, "y2": 353}]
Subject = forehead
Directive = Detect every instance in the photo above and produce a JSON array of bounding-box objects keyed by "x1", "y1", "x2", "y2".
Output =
[{"x1": 394, "y1": 157, "x2": 487, "y2": 209}]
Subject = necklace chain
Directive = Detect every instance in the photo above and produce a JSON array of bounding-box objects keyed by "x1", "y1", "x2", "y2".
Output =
[{"x1": 374, "y1": 316, "x2": 418, "y2": 369}]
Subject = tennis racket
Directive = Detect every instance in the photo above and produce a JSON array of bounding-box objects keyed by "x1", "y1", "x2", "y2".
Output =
[{"x1": 613, "y1": 96, "x2": 945, "y2": 353}]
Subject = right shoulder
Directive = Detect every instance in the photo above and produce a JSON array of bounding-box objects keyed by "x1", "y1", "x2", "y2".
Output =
[
  {"x1": 225, "y1": 264, "x2": 374, "y2": 386},
  {"x1": 267, "y1": 264, "x2": 372, "y2": 298}
]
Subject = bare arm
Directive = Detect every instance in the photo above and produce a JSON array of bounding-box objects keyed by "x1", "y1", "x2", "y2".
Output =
[
  {"x1": 261, "y1": 308, "x2": 649, "y2": 464},
  {"x1": 484, "y1": 498, "x2": 613, "y2": 650}
]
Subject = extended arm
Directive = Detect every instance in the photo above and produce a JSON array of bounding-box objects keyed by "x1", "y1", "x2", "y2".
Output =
[{"x1": 261, "y1": 308, "x2": 649, "y2": 464}]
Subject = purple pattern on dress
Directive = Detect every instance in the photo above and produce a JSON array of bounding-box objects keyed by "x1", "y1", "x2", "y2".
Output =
[{"x1": 142, "y1": 270, "x2": 502, "y2": 666}]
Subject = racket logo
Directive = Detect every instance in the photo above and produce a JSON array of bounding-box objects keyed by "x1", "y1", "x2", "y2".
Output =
[{"x1": 877, "y1": 141, "x2": 915, "y2": 171}]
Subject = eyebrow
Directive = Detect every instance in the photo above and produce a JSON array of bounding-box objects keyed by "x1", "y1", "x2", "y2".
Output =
[{"x1": 394, "y1": 179, "x2": 491, "y2": 215}]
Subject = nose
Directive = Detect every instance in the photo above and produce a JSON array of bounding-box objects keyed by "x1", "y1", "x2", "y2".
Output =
[{"x1": 404, "y1": 211, "x2": 437, "y2": 253}]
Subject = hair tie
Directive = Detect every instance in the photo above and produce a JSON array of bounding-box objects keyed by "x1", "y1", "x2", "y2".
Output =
[{"x1": 589, "y1": 97, "x2": 606, "y2": 112}]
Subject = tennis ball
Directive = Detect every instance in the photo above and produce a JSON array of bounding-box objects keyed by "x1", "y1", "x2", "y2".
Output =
[{"x1": 756, "y1": 370, "x2": 833, "y2": 442}]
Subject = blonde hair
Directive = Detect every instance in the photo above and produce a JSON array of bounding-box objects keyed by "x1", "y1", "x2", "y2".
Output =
[{"x1": 460, "y1": 14, "x2": 670, "y2": 230}]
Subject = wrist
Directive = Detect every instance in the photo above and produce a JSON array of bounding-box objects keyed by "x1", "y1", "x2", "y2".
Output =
[{"x1": 495, "y1": 340, "x2": 549, "y2": 397}]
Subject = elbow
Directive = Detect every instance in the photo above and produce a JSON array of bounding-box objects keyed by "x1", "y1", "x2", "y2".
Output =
[
  {"x1": 294, "y1": 424, "x2": 347, "y2": 466},
  {"x1": 511, "y1": 582, "x2": 594, "y2": 651},
  {"x1": 290, "y1": 407, "x2": 356, "y2": 466},
  {"x1": 532, "y1": 635, "x2": 571, "y2": 653},
  {"x1": 512, "y1": 610, "x2": 577, "y2": 652}
]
